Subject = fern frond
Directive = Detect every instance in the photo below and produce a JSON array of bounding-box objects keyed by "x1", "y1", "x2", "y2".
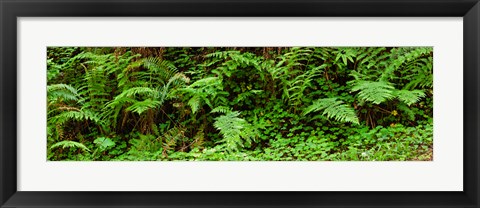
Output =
[
  {"x1": 205, "y1": 51, "x2": 240, "y2": 59},
  {"x1": 234, "y1": 90, "x2": 263, "y2": 103},
  {"x1": 161, "y1": 126, "x2": 186, "y2": 150},
  {"x1": 239, "y1": 123, "x2": 259, "y2": 147},
  {"x1": 51, "y1": 109, "x2": 101, "y2": 125},
  {"x1": 333, "y1": 47, "x2": 358, "y2": 65},
  {"x1": 102, "y1": 96, "x2": 134, "y2": 128},
  {"x1": 50, "y1": 140, "x2": 90, "y2": 152},
  {"x1": 189, "y1": 77, "x2": 222, "y2": 88},
  {"x1": 142, "y1": 57, "x2": 178, "y2": 84},
  {"x1": 394, "y1": 89, "x2": 426, "y2": 106},
  {"x1": 167, "y1": 73, "x2": 190, "y2": 86},
  {"x1": 357, "y1": 47, "x2": 387, "y2": 68},
  {"x1": 188, "y1": 96, "x2": 201, "y2": 114},
  {"x1": 350, "y1": 80, "x2": 395, "y2": 104},
  {"x1": 126, "y1": 99, "x2": 163, "y2": 114},
  {"x1": 176, "y1": 76, "x2": 226, "y2": 113},
  {"x1": 47, "y1": 84, "x2": 79, "y2": 102},
  {"x1": 214, "y1": 111, "x2": 256, "y2": 151},
  {"x1": 211, "y1": 106, "x2": 232, "y2": 114},
  {"x1": 381, "y1": 47, "x2": 433, "y2": 82},
  {"x1": 116, "y1": 87, "x2": 157, "y2": 99},
  {"x1": 303, "y1": 98, "x2": 359, "y2": 124},
  {"x1": 404, "y1": 73, "x2": 433, "y2": 90},
  {"x1": 163, "y1": 73, "x2": 190, "y2": 100}
]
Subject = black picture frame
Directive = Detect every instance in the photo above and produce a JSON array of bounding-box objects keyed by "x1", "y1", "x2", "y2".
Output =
[{"x1": 1, "y1": 0, "x2": 479, "y2": 207}]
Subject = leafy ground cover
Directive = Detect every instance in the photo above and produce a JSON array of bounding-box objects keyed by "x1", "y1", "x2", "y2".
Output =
[{"x1": 47, "y1": 47, "x2": 433, "y2": 161}]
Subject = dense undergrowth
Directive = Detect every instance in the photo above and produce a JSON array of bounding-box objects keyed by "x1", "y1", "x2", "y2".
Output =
[{"x1": 47, "y1": 47, "x2": 433, "y2": 161}]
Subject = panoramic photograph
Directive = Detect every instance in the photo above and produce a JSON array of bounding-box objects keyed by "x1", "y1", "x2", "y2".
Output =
[{"x1": 47, "y1": 47, "x2": 433, "y2": 161}]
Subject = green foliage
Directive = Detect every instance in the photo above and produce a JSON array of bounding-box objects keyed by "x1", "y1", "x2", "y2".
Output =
[
  {"x1": 50, "y1": 140, "x2": 90, "y2": 152},
  {"x1": 175, "y1": 76, "x2": 227, "y2": 114},
  {"x1": 47, "y1": 84, "x2": 80, "y2": 102},
  {"x1": 94, "y1": 137, "x2": 116, "y2": 150},
  {"x1": 47, "y1": 47, "x2": 433, "y2": 161},
  {"x1": 350, "y1": 80, "x2": 396, "y2": 104},
  {"x1": 303, "y1": 98, "x2": 359, "y2": 124},
  {"x1": 393, "y1": 89, "x2": 426, "y2": 106},
  {"x1": 50, "y1": 109, "x2": 102, "y2": 125},
  {"x1": 214, "y1": 111, "x2": 258, "y2": 152}
]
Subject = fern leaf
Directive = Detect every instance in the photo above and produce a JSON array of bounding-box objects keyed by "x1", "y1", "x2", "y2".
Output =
[
  {"x1": 303, "y1": 98, "x2": 359, "y2": 124},
  {"x1": 51, "y1": 109, "x2": 101, "y2": 125},
  {"x1": 350, "y1": 80, "x2": 395, "y2": 104},
  {"x1": 126, "y1": 99, "x2": 163, "y2": 114},
  {"x1": 189, "y1": 77, "x2": 221, "y2": 88},
  {"x1": 234, "y1": 90, "x2": 263, "y2": 103},
  {"x1": 211, "y1": 106, "x2": 232, "y2": 114},
  {"x1": 177, "y1": 76, "x2": 226, "y2": 114},
  {"x1": 116, "y1": 87, "x2": 157, "y2": 99},
  {"x1": 394, "y1": 89, "x2": 426, "y2": 106},
  {"x1": 188, "y1": 96, "x2": 201, "y2": 114},
  {"x1": 214, "y1": 111, "x2": 256, "y2": 151},
  {"x1": 50, "y1": 140, "x2": 90, "y2": 152},
  {"x1": 142, "y1": 57, "x2": 178, "y2": 84},
  {"x1": 47, "y1": 83, "x2": 79, "y2": 102}
]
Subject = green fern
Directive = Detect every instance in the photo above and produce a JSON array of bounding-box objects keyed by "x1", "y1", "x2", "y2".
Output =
[
  {"x1": 77, "y1": 52, "x2": 119, "y2": 112},
  {"x1": 126, "y1": 99, "x2": 164, "y2": 114},
  {"x1": 393, "y1": 89, "x2": 426, "y2": 106},
  {"x1": 349, "y1": 81, "x2": 425, "y2": 106},
  {"x1": 186, "y1": 96, "x2": 201, "y2": 114},
  {"x1": 333, "y1": 47, "x2": 358, "y2": 65},
  {"x1": 206, "y1": 50, "x2": 259, "y2": 68},
  {"x1": 350, "y1": 80, "x2": 396, "y2": 104},
  {"x1": 214, "y1": 111, "x2": 257, "y2": 151},
  {"x1": 47, "y1": 83, "x2": 80, "y2": 103},
  {"x1": 262, "y1": 47, "x2": 324, "y2": 105},
  {"x1": 357, "y1": 47, "x2": 387, "y2": 67},
  {"x1": 234, "y1": 90, "x2": 263, "y2": 104},
  {"x1": 206, "y1": 51, "x2": 261, "y2": 78},
  {"x1": 175, "y1": 77, "x2": 228, "y2": 114},
  {"x1": 381, "y1": 47, "x2": 433, "y2": 83},
  {"x1": 211, "y1": 106, "x2": 232, "y2": 114},
  {"x1": 50, "y1": 140, "x2": 90, "y2": 152},
  {"x1": 142, "y1": 57, "x2": 178, "y2": 85},
  {"x1": 117, "y1": 87, "x2": 157, "y2": 98},
  {"x1": 283, "y1": 64, "x2": 324, "y2": 105},
  {"x1": 50, "y1": 108, "x2": 102, "y2": 125},
  {"x1": 303, "y1": 98, "x2": 359, "y2": 124},
  {"x1": 404, "y1": 72, "x2": 433, "y2": 90},
  {"x1": 206, "y1": 51, "x2": 241, "y2": 59},
  {"x1": 101, "y1": 56, "x2": 188, "y2": 131}
]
